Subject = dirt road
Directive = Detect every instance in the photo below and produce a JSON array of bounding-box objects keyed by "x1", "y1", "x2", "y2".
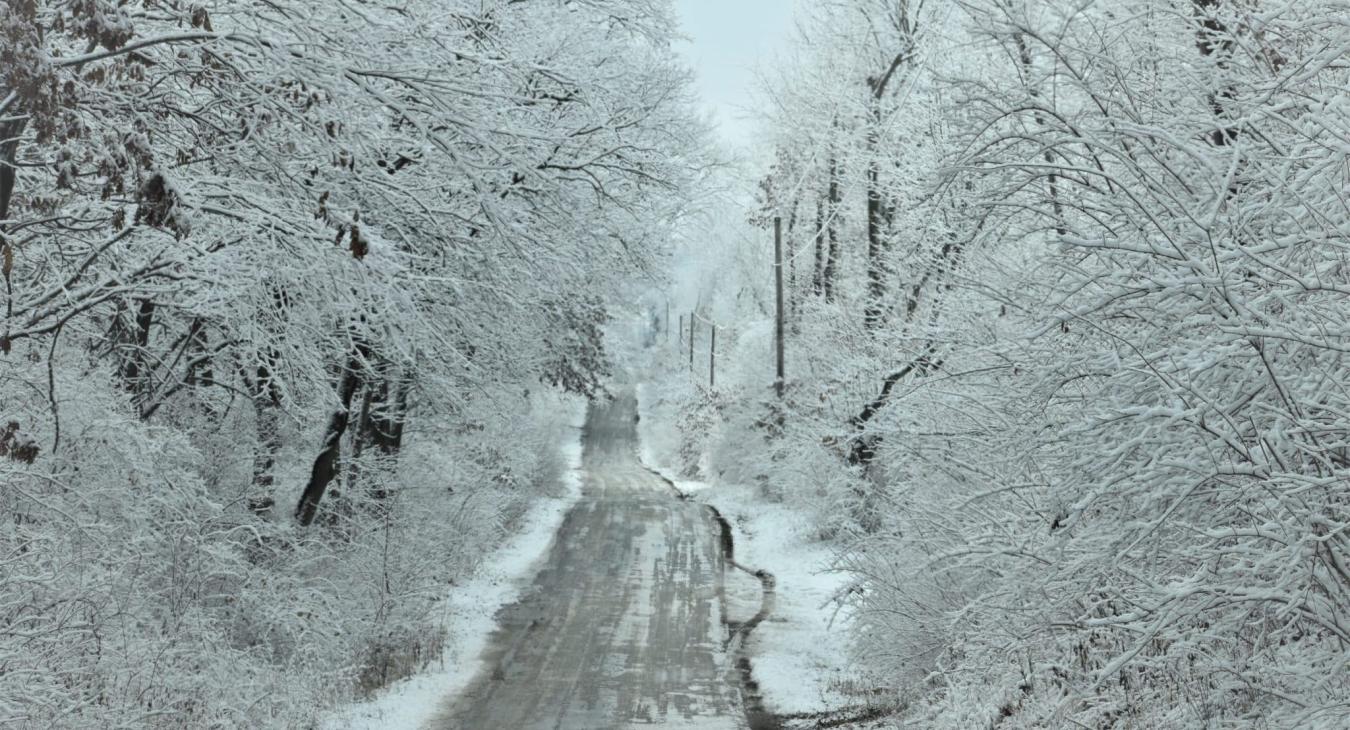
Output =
[{"x1": 433, "y1": 392, "x2": 753, "y2": 729}]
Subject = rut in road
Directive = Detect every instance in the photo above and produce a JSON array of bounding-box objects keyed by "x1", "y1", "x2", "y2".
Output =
[{"x1": 433, "y1": 391, "x2": 773, "y2": 730}]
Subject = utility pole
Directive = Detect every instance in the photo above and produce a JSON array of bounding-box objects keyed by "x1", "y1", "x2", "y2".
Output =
[
  {"x1": 689, "y1": 311, "x2": 696, "y2": 372},
  {"x1": 709, "y1": 325, "x2": 716, "y2": 388},
  {"x1": 774, "y1": 216, "x2": 785, "y2": 398},
  {"x1": 665, "y1": 300, "x2": 670, "y2": 343}
]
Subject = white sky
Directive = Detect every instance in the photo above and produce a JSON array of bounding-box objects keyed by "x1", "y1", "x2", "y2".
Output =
[{"x1": 673, "y1": 0, "x2": 797, "y2": 151}]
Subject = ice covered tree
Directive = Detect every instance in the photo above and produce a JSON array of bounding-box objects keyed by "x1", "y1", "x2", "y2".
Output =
[
  {"x1": 1, "y1": 0, "x2": 705, "y2": 725},
  {"x1": 663, "y1": 0, "x2": 1350, "y2": 726}
]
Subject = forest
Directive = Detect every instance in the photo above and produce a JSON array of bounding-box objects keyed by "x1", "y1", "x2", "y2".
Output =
[
  {"x1": 649, "y1": 0, "x2": 1349, "y2": 727},
  {"x1": 1, "y1": 0, "x2": 702, "y2": 726},
  {"x1": 2, "y1": 0, "x2": 1348, "y2": 729}
]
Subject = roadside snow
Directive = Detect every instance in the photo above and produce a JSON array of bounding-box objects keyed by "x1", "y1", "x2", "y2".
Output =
[
  {"x1": 703, "y1": 483, "x2": 854, "y2": 716},
  {"x1": 634, "y1": 384, "x2": 854, "y2": 718},
  {"x1": 324, "y1": 401, "x2": 587, "y2": 730}
]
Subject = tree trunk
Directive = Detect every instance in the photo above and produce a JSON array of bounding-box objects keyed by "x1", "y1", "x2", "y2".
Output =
[
  {"x1": 295, "y1": 356, "x2": 362, "y2": 526},
  {"x1": 823, "y1": 153, "x2": 840, "y2": 303},
  {"x1": 863, "y1": 47, "x2": 912, "y2": 329},
  {"x1": 369, "y1": 376, "x2": 409, "y2": 455},
  {"x1": 864, "y1": 115, "x2": 885, "y2": 329},
  {"x1": 347, "y1": 371, "x2": 410, "y2": 505},
  {"x1": 784, "y1": 203, "x2": 800, "y2": 330},
  {"x1": 812, "y1": 197, "x2": 826, "y2": 296},
  {"x1": 1193, "y1": 0, "x2": 1238, "y2": 147},
  {"x1": 847, "y1": 346, "x2": 939, "y2": 465},
  {"x1": 1012, "y1": 32, "x2": 1067, "y2": 236},
  {"x1": 116, "y1": 298, "x2": 155, "y2": 415},
  {"x1": 0, "y1": 118, "x2": 22, "y2": 225},
  {"x1": 0, "y1": 118, "x2": 21, "y2": 355},
  {"x1": 346, "y1": 382, "x2": 375, "y2": 496},
  {"x1": 186, "y1": 318, "x2": 215, "y2": 389},
  {"x1": 247, "y1": 356, "x2": 283, "y2": 518}
]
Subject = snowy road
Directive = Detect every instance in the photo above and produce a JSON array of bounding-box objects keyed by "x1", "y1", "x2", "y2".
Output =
[{"x1": 432, "y1": 392, "x2": 751, "y2": 729}]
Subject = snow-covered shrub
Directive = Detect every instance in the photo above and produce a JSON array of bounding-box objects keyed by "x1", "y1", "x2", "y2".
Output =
[{"x1": 673, "y1": 387, "x2": 728, "y2": 479}]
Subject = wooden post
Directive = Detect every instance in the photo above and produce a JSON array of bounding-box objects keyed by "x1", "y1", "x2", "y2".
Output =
[
  {"x1": 774, "y1": 217, "x2": 785, "y2": 397},
  {"x1": 709, "y1": 326, "x2": 716, "y2": 388},
  {"x1": 689, "y1": 311, "x2": 696, "y2": 372}
]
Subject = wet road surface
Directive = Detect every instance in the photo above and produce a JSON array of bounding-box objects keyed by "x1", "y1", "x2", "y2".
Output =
[{"x1": 432, "y1": 392, "x2": 748, "y2": 729}]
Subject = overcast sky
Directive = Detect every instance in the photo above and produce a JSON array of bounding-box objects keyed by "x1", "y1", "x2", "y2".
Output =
[{"x1": 673, "y1": 0, "x2": 797, "y2": 151}]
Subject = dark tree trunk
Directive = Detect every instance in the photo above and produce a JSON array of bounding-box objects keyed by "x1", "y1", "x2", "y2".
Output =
[
  {"x1": 116, "y1": 298, "x2": 156, "y2": 415},
  {"x1": 347, "y1": 372, "x2": 410, "y2": 505},
  {"x1": 247, "y1": 353, "x2": 283, "y2": 518},
  {"x1": 345, "y1": 383, "x2": 375, "y2": 499},
  {"x1": 812, "y1": 197, "x2": 826, "y2": 296},
  {"x1": 0, "y1": 118, "x2": 21, "y2": 354},
  {"x1": 386, "y1": 378, "x2": 410, "y2": 451},
  {"x1": 186, "y1": 318, "x2": 215, "y2": 389},
  {"x1": 846, "y1": 347, "x2": 939, "y2": 466},
  {"x1": 0, "y1": 118, "x2": 21, "y2": 225},
  {"x1": 862, "y1": 49, "x2": 910, "y2": 330},
  {"x1": 350, "y1": 385, "x2": 375, "y2": 457},
  {"x1": 295, "y1": 356, "x2": 362, "y2": 526},
  {"x1": 1012, "y1": 32, "x2": 1067, "y2": 236},
  {"x1": 822, "y1": 153, "x2": 840, "y2": 303},
  {"x1": 864, "y1": 119, "x2": 885, "y2": 329},
  {"x1": 784, "y1": 204, "x2": 800, "y2": 330},
  {"x1": 369, "y1": 377, "x2": 409, "y2": 455},
  {"x1": 1193, "y1": 0, "x2": 1238, "y2": 147},
  {"x1": 368, "y1": 376, "x2": 409, "y2": 503}
]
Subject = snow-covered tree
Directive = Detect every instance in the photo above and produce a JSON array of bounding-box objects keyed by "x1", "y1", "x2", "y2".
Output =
[
  {"x1": 1, "y1": 0, "x2": 706, "y2": 725},
  {"x1": 658, "y1": 0, "x2": 1350, "y2": 726}
]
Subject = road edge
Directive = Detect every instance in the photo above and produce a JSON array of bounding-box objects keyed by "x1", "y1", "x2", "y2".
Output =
[{"x1": 324, "y1": 399, "x2": 589, "y2": 730}]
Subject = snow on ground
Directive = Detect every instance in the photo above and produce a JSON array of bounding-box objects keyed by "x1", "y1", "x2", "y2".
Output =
[
  {"x1": 634, "y1": 384, "x2": 855, "y2": 718},
  {"x1": 324, "y1": 401, "x2": 587, "y2": 730},
  {"x1": 703, "y1": 484, "x2": 855, "y2": 716}
]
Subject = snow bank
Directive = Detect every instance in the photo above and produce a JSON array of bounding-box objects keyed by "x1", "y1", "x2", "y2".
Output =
[
  {"x1": 635, "y1": 384, "x2": 854, "y2": 718},
  {"x1": 702, "y1": 483, "x2": 854, "y2": 717},
  {"x1": 324, "y1": 400, "x2": 587, "y2": 730}
]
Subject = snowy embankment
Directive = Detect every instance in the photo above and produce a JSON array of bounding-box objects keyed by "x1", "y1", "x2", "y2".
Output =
[
  {"x1": 324, "y1": 401, "x2": 587, "y2": 730},
  {"x1": 635, "y1": 384, "x2": 854, "y2": 719}
]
